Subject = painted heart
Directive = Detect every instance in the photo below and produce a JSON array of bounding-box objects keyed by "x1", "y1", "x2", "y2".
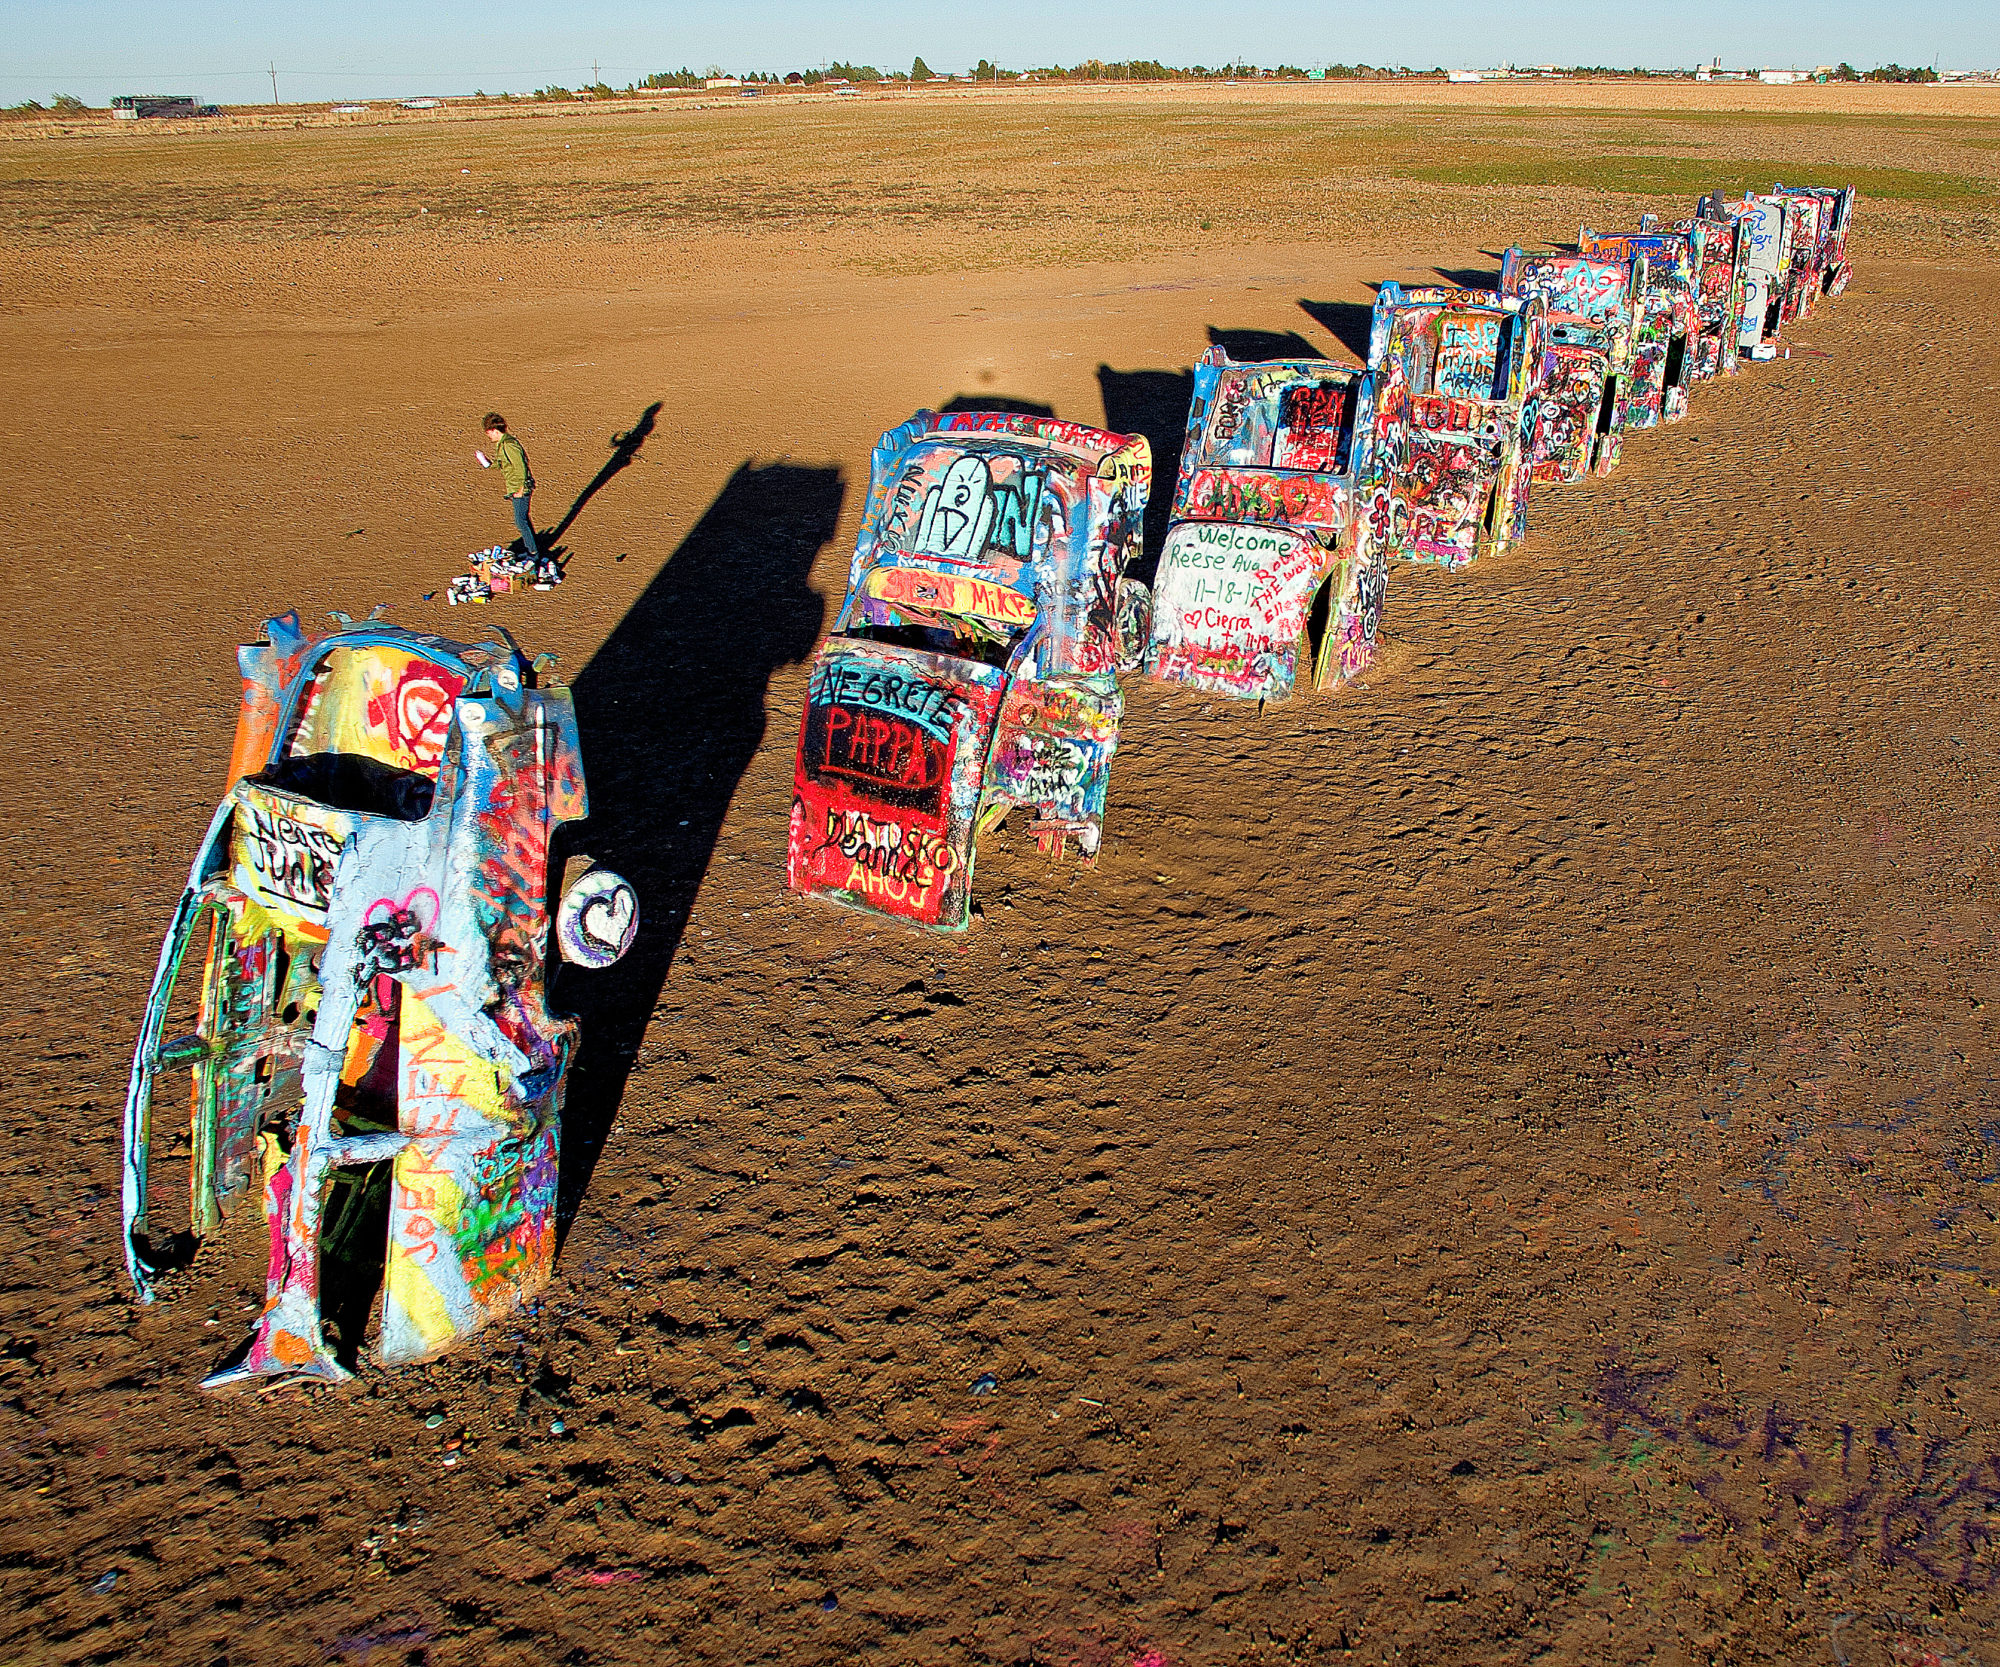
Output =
[{"x1": 580, "y1": 887, "x2": 635, "y2": 949}]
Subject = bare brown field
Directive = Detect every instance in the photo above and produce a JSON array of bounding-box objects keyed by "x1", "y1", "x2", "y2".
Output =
[{"x1": 5, "y1": 85, "x2": 2000, "y2": 1666}]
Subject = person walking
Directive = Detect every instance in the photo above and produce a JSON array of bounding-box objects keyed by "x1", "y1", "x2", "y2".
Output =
[{"x1": 480, "y1": 412, "x2": 540, "y2": 556}]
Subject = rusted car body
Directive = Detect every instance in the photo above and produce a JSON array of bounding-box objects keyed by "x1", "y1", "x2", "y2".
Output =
[
  {"x1": 788, "y1": 410, "x2": 1151, "y2": 930},
  {"x1": 1148, "y1": 347, "x2": 1383, "y2": 700},
  {"x1": 123, "y1": 613, "x2": 635, "y2": 1385},
  {"x1": 1578, "y1": 227, "x2": 1700, "y2": 426},
  {"x1": 1361, "y1": 283, "x2": 1547, "y2": 568},
  {"x1": 1499, "y1": 249, "x2": 1642, "y2": 481}
]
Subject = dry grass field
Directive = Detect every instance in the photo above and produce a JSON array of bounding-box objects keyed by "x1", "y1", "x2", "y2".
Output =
[{"x1": 4, "y1": 80, "x2": 2000, "y2": 1666}]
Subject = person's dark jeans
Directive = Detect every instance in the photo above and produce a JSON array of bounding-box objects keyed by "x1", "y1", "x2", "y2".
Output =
[{"x1": 510, "y1": 492, "x2": 540, "y2": 556}]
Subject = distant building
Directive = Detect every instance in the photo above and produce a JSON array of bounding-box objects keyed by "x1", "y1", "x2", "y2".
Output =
[
  {"x1": 399, "y1": 97, "x2": 442, "y2": 109},
  {"x1": 704, "y1": 77, "x2": 741, "y2": 89},
  {"x1": 110, "y1": 95, "x2": 215, "y2": 119},
  {"x1": 1756, "y1": 69, "x2": 1799, "y2": 84},
  {"x1": 1447, "y1": 70, "x2": 1482, "y2": 83}
]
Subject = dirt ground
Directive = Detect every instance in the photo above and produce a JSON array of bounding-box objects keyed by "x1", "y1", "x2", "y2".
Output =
[{"x1": 5, "y1": 81, "x2": 2000, "y2": 1666}]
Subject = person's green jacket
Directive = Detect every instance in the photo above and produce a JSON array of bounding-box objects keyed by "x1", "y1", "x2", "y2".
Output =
[{"x1": 495, "y1": 433, "x2": 534, "y2": 496}]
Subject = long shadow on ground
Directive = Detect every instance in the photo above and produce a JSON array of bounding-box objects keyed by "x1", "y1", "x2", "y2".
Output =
[
  {"x1": 549, "y1": 402, "x2": 664, "y2": 547},
  {"x1": 1431, "y1": 266, "x2": 1504, "y2": 291},
  {"x1": 1206, "y1": 326, "x2": 1323, "y2": 362},
  {"x1": 940, "y1": 394, "x2": 1056, "y2": 417},
  {"x1": 1297, "y1": 299, "x2": 1375, "y2": 362},
  {"x1": 1098, "y1": 365, "x2": 1195, "y2": 586},
  {"x1": 550, "y1": 460, "x2": 839, "y2": 1236}
]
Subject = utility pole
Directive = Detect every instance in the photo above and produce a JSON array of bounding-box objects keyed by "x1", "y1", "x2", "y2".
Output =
[
  {"x1": 592, "y1": 59, "x2": 600, "y2": 88},
  {"x1": 269, "y1": 61, "x2": 278, "y2": 105}
]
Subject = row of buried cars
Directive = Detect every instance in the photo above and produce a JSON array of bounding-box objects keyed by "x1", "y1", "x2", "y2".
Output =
[
  {"x1": 125, "y1": 184, "x2": 1851, "y2": 1384},
  {"x1": 788, "y1": 182, "x2": 1856, "y2": 931}
]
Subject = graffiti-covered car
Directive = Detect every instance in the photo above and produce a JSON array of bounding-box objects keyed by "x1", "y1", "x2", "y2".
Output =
[
  {"x1": 1578, "y1": 226, "x2": 1700, "y2": 426},
  {"x1": 1361, "y1": 282, "x2": 1547, "y2": 568},
  {"x1": 1705, "y1": 191, "x2": 1792, "y2": 360},
  {"x1": 1776, "y1": 189, "x2": 1826, "y2": 326},
  {"x1": 1499, "y1": 250, "x2": 1642, "y2": 482},
  {"x1": 1676, "y1": 205, "x2": 1750, "y2": 380},
  {"x1": 1147, "y1": 346, "x2": 1382, "y2": 700},
  {"x1": 788, "y1": 410, "x2": 1151, "y2": 931},
  {"x1": 123, "y1": 612, "x2": 636, "y2": 1386},
  {"x1": 1775, "y1": 183, "x2": 1857, "y2": 304}
]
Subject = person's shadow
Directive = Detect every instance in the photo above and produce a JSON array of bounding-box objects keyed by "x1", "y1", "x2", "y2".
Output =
[
  {"x1": 550, "y1": 460, "x2": 839, "y2": 1235},
  {"x1": 509, "y1": 402, "x2": 666, "y2": 564},
  {"x1": 549, "y1": 402, "x2": 663, "y2": 547}
]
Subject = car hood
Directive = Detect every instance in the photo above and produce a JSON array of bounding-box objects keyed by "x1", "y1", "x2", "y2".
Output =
[{"x1": 788, "y1": 638, "x2": 1010, "y2": 931}]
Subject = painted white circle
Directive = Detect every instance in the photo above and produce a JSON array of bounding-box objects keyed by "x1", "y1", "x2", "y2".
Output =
[{"x1": 557, "y1": 870, "x2": 638, "y2": 968}]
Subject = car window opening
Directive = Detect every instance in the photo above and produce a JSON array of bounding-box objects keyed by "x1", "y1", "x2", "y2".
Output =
[
  {"x1": 1204, "y1": 375, "x2": 1356, "y2": 474},
  {"x1": 251, "y1": 753, "x2": 437, "y2": 821},
  {"x1": 842, "y1": 615, "x2": 1030, "y2": 673},
  {"x1": 267, "y1": 646, "x2": 465, "y2": 819}
]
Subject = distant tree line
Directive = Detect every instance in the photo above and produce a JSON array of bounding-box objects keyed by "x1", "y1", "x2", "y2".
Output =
[
  {"x1": 1825, "y1": 61, "x2": 1941, "y2": 82},
  {"x1": 3, "y1": 93, "x2": 85, "y2": 115},
  {"x1": 620, "y1": 58, "x2": 1449, "y2": 87},
  {"x1": 0, "y1": 58, "x2": 1956, "y2": 117}
]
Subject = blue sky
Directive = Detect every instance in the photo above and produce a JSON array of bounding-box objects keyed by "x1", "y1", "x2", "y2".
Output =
[{"x1": 2, "y1": 0, "x2": 1992, "y2": 105}]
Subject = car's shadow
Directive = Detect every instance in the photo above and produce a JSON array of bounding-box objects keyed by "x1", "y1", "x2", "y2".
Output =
[
  {"x1": 940, "y1": 394, "x2": 1057, "y2": 417},
  {"x1": 1097, "y1": 366, "x2": 1195, "y2": 587},
  {"x1": 1205, "y1": 326, "x2": 1323, "y2": 362},
  {"x1": 1296, "y1": 299, "x2": 1375, "y2": 363},
  {"x1": 1431, "y1": 265, "x2": 1504, "y2": 291},
  {"x1": 550, "y1": 460, "x2": 839, "y2": 1238}
]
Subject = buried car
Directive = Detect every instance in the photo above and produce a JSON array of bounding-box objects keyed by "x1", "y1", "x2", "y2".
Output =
[
  {"x1": 1705, "y1": 191, "x2": 1793, "y2": 360},
  {"x1": 1148, "y1": 346, "x2": 1383, "y2": 700},
  {"x1": 1776, "y1": 189, "x2": 1826, "y2": 326},
  {"x1": 1775, "y1": 183, "x2": 1857, "y2": 307},
  {"x1": 787, "y1": 410, "x2": 1151, "y2": 931},
  {"x1": 1499, "y1": 249, "x2": 1644, "y2": 481},
  {"x1": 1676, "y1": 205, "x2": 1751, "y2": 380},
  {"x1": 1362, "y1": 282, "x2": 1548, "y2": 568},
  {"x1": 1578, "y1": 225, "x2": 1700, "y2": 426},
  {"x1": 122, "y1": 611, "x2": 636, "y2": 1386}
]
